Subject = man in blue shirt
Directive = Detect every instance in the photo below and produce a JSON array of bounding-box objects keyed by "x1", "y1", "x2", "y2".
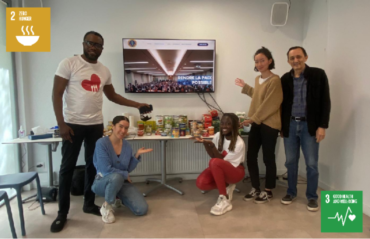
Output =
[{"x1": 280, "y1": 46, "x2": 331, "y2": 212}]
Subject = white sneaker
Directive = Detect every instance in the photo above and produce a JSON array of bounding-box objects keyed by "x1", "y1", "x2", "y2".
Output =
[
  {"x1": 100, "y1": 203, "x2": 115, "y2": 224},
  {"x1": 112, "y1": 198, "x2": 123, "y2": 208},
  {"x1": 210, "y1": 195, "x2": 232, "y2": 216},
  {"x1": 226, "y1": 184, "x2": 236, "y2": 201}
]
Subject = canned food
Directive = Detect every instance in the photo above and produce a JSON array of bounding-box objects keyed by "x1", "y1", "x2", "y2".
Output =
[
  {"x1": 172, "y1": 128, "x2": 179, "y2": 138},
  {"x1": 146, "y1": 125, "x2": 152, "y2": 136},
  {"x1": 180, "y1": 129, "x2": 186, "y2": 136},
  {"x1": 191, "y1": 121, "x2": 198, "y2": 128},
  {"x1": 192, "y1": 129, "x2": 201, "y2": 137},
  {"x1": 180, "y1": 115, "x2": 188, "y2": 125},
  {"x1": 155, "y1": 128, "x2": 163, "y2": 135},
  {"x1": 208, "y1": 126, "x2": 215, "y2": 135},
  {"x1": 173, "y1": 115, "x2": 180, "y2": 127},
  {"x1": 164, "y1": 115, "x2": 173, "y2": 125},
  {"x1": 138, "y1": 123, "x2": 144, "y2": 130},
  {"x1": 202, "y1": 130, "x2": 209, "y2": 137},
  {"x1": 137, "y1": 130, "x2": 144, "y2": 136},
  {"x1": 164, "y1": 128, "x2": 172, "y2": 136},
  {"x1": 156, "y1": 115, "x2": 164, "y2": 127}
]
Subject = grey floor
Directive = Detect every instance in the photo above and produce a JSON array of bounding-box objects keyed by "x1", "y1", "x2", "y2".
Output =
[{"x1": 0, "y1": 179, "x2": 369, "y2": 238}]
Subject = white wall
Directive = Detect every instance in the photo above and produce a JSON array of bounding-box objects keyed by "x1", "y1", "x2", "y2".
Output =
[
  {"x1": 17, "y1": 0, "x2": 306, "y2": 185},
  {"x1": 302, "y1": 0, "x2": 370, "y2": 216}
]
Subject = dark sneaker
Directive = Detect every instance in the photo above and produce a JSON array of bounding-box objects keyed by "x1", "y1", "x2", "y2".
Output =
[
  {"x1": 254, "y1": 191, "x2": 269, "y2": 204},
  {"x1": 243, "y1": 188, "x2": 260, "y2": 201},
  {"x1": 281, "y1": 194, "x2": 295, "y2": 205},
  {"x1": 307, "y1": 199, "x2": 319, "y2": 212},
  {"x1": 83, "y1": 204, "x2": 101, "y2": 216},
  {"x1": 266, "y1": 190, "x2": 273, "y2": 198},
  {"x1": 50, "y1": 215, "x2": 67, "y2": 233}
]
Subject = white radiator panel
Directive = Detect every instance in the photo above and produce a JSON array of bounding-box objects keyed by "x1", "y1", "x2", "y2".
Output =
[{"x1": 128, "y1": 139, "x2": 211, "y2": 176}]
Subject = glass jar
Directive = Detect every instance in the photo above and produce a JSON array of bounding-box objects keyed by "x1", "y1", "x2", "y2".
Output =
[
  {"x1": 138, "y1": 123, "x2": 144, "y2": 130},
  {"x1": 145, "y1": 125, "x2": 152, "y2": 136},
  {"x1": 137, "y1": 130, "x2": 144, "y2": 136},
  {"x1": 198, "y1": 123, "x2": 204, "y2": 130},
  {"x1": 139, "y1": 104, "x2": 153, "y2": 121},
  {"x1": 208, "y1": 126, "x2": 215, "y2": 135}
]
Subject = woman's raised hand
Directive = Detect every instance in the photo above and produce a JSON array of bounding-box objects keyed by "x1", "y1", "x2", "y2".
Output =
[
  {"x1": 136, "y1": 147, "x2": 153, "y2": 158},
  {"x1": 235, "y1": 78, "x2": 246, "y2": 87}
]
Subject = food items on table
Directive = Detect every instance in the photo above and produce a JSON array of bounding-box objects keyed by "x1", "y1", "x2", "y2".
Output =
[
  {"x1": 208, "y1": 126, "x2": 215, "y2": 135},
  {"x1": 137, "y1": 130, "x2": 144, "y2": 136}
]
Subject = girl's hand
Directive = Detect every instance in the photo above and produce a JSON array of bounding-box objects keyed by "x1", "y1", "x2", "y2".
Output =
[
  {"x1": 235, "y1": 78, "x2": 246, "y2": 87},
  {"x1": 136, "y1": 147, "x2": 153, "y2": 158},
  {"x1": 189, "y1": 136, "x2": 204, "y2": 143}
]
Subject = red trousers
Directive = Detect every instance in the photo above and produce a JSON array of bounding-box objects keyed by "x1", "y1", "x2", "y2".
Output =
[{"x1": 196, "y1": 158, "x2": 245, "y2": 195}]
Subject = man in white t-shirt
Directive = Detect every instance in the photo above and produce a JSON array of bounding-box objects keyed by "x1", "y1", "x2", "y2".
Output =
[{"x1": 51, "y1": 31, "x2": 149, "y2": 233}]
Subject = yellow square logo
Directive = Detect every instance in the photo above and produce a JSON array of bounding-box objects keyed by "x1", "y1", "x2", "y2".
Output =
[{"x1": 6, "y1": 8, "x2": 50, "y2": 52}]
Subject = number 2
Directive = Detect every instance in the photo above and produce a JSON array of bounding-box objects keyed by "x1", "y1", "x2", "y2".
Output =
[{"x1": 11, "y1": 11, "x2": 15, "y2": 21}]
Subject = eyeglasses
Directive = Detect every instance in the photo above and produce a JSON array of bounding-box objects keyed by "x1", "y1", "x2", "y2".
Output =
[{"x1": 84, "y1": 41, "x2": 103, "y2": 49}]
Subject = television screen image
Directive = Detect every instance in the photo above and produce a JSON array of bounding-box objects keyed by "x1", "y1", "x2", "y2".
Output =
[{"x1": 122, "y1": 39, "x2": 216, "y2": 93}]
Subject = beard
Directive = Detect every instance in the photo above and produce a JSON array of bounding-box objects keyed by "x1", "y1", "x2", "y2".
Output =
[{"x1": 83, "y1": 49, "x2": 100, "y2": 61}]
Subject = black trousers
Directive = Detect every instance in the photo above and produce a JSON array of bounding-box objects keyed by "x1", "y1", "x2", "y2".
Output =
[
  {"x1": 58, "y1": 123, "x2": 103, "y2": 217},
  {"x1": 247, "y1": 123, "x2": 279, "y2": 190}
]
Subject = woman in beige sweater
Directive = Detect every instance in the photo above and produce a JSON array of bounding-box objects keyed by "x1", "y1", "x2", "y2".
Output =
[{"x1": 235, "y1": 47, "x2": 283, "y2": 204}]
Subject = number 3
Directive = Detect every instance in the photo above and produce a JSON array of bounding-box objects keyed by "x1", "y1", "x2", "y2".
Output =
[
  {"x1": 11, "y1": 11, "x2": 15, "y2": 21},
  {"x1": 326, "y1": 194, "x2": 330, "y2": 203}
]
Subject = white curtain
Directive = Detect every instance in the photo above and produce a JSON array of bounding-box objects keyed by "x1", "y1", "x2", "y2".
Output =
[{"x1": 0, "y1": 0, "x2": 19, "y2": 202}]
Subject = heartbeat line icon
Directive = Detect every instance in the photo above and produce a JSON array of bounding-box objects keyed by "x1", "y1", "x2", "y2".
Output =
[{"x1": 328, "y1": 207, "x2": 356, "y2": 226}]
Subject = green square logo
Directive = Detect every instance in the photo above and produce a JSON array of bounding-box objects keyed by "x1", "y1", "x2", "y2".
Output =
[{"x1": 321, "y1": 191, "x2": 363, "y2": 233}]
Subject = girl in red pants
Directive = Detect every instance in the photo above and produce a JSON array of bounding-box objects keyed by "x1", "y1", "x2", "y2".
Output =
[{"x1": 192, "y1": 113, "x2": 245, "y2": 216}]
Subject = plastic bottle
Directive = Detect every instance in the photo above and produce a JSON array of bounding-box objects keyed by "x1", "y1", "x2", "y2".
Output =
[
  {"x1": 19, "y1": 125, "x2": 25, "y2": 138},
  {"x1": 53, "y1": 126, "x2": 60, "y2": 138}
]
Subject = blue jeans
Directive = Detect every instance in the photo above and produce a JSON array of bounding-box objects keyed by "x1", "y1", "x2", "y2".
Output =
[
  {"x1": 91, "y1": 173, "x2": 148, "y2": 216},
  {"x1": 284, "y1": 120, "x2": 319, "y2": 200}
]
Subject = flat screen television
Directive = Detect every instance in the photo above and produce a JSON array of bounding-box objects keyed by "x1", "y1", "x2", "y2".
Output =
[{"x1": 122, "y1": 38, "x2": 216, "y2": 93}]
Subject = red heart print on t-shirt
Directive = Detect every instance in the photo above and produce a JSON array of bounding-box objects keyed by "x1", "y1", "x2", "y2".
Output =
[{"x1": 82, "y1": 74, "x2": 101, "y2": 92}]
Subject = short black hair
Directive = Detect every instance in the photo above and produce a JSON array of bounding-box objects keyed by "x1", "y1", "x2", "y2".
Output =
[
  {"x1": 83, "y1": 31, "x2": 104, "y2": 44},
  {"x1": 112, "y1": 115, "x2": 130, "y2": 125},
  {"x1": 287, "y1": 46, "x2": 307, "y2": 58},
  {"x1": 254, "y1": 47, "x2": 275, "y2": 72}
]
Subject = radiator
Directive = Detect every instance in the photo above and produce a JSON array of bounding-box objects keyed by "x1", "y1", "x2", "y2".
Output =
[{"x1": 128, "y1": 139, "x2": 211, "y2": 176}]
